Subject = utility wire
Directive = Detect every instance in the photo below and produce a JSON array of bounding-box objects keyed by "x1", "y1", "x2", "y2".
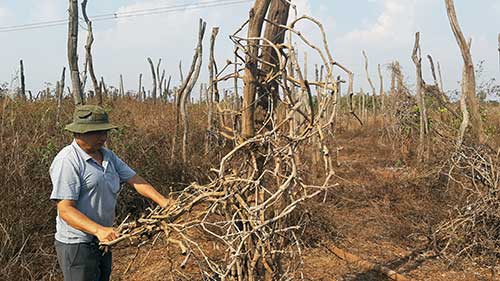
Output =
[{"x1": 0, "y1": 0, "x2": 251, "y2": 33}]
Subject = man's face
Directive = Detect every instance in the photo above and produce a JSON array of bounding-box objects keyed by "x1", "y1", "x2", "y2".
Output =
[{"x1": 77, "y1": 130, "x2": 109, "y2": 151}]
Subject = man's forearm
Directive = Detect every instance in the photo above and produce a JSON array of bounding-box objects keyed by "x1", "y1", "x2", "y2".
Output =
[
  {"x1": 58, "y1": 203, "x2": 102, "y2": 236},
  {"x1": 58, "y1": 200, "x2": 118, "y2": 242},
  {"x1": 128, "y1": 175, "x2": 171, "y2": 208}
]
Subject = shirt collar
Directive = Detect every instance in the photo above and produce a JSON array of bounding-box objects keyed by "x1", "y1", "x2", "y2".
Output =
[{"x1": 71, "y1": 139, "x2": 93, "y2": 161}]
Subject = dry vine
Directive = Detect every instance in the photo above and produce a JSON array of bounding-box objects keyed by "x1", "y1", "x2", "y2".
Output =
[{"x1": 102, "y1": 10, "x2": 347, "y2": 280}]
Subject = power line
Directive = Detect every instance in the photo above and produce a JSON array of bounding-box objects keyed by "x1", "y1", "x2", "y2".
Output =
[{"x1": 0, "y1": 0, "x2": 252, "y2": 33}]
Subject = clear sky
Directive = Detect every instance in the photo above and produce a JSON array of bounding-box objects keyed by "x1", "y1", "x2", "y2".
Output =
[{"x1": 0, "y1": 0, "x2": 499, "y2": 95}]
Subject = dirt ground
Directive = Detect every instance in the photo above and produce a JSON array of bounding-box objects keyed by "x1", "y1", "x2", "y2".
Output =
[{"x1": 111, "y1": 127, "x2": 500, "y2": 281}]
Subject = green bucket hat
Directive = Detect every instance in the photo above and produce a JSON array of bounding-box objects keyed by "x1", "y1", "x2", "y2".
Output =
[{"x1": 65, "y1": 105, "x2": 118, "y2": 133}]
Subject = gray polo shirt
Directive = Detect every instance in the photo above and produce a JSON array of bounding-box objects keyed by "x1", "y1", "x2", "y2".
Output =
[{"x1": 50, "y1": 140, "x2": 136, "y2": 243}]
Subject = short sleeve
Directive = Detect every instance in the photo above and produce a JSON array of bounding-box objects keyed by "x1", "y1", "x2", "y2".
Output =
[
  {"x1": 110, "y1": 153, "x2": 136, "y2": 183},
  {"x1": 50, "y1": 157, "x2": 81, "y2": 200}
]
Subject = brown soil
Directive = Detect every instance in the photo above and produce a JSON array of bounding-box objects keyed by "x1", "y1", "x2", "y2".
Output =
[{"x1": 111, "y1": 126, "x2": 500, "y2": 281}]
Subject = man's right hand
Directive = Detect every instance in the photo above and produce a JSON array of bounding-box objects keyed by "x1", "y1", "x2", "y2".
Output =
[{"x1": 95, "y1": 226, "x2": 118, "y2": 242}]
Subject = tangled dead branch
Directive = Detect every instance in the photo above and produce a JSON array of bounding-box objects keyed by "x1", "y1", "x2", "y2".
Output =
[
  {"x1": 433, "y1": 143, "x2": 500, "y2": 264},
  {"x1": 104, "y1": 10, "x2": 346, "y2": 281}
]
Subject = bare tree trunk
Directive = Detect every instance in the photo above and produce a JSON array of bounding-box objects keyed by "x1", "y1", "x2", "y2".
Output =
[
  {"x1": 257, "y1": 0, "x2": 290, "y2": 127},
  {"x1": 176, "y1": 19, "x2": 206, "y2": 164},
  {"x1": 361, "y1": 88, "x2": 366, "y2": 122},
  {"x1": 19, "y1": 60, "x2": 26, "y2": 100},
  {"x1": 171, "y1": 87, "x2": 179, "y2": 162},
  {"x1": 56, "y1": 67, "x2": 66, "y2": 125},
  {"x1": 457, "y1": 65, "x2": 470, "y2": 146},
  {"x1": 362, "y1": 51, "x2": 376, "y2": 120},
  {"x1": 427, "y1": 55, "x2": 439, "y2": 86},
  {"x1": 207, "y1": 27, "x2": 219, "y2": 153},
  {"x1": 205, "y1": 83, "x2": 212, "y2": 155},
  {"x1": 412, "y1": 32, "x2": 429, "y2": 160},
  {"x1": 378, "y1": 64, "x2": 384, "y2": 116},
  {"x1": 147, "y1": 57, "x2": 157, "y2": 103},
  {"x1": 234, "y1": 49, "x2": 239, "y2": 108},
  {"x1": 445, "y1": 0, "x2": 483, "y2": 144},
  {"x1": 119, "y1": 74, "x2": 124, "y2": 97},
  {"x1": 81, "y1": 0, "x2": 101, "y2": 105},
  {"x1": 68, "y1": 0, "x2": 84, "y2": 105},
  {"x1": 138, "y1": 73, "x2": 143, "y2": 101},
  {"x1": 165, "y1": 75, "x2": 171, "y2": 102},
  {"x1": 159, "y1": 70, "x2": 165, "y2": 100},
  {"x1": 100, "y1": 76, "x2": 107, "y2": 104},
  {"x1": 242, "y1": 0, "x2": 271, "y2": 139},
  {"x1": 156, "y1": 59, "x2": 163, "y2": 100}
]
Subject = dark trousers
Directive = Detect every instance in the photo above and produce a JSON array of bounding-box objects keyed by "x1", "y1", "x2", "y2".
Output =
[{"x1": 55, "y1": 240, "x2": 112, "y2": 281}]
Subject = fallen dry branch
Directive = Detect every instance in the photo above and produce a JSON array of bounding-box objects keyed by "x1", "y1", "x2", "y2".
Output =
[
  {"x1": 433, "y1": 142, "x2": 500, "y2": 264},
  {"x1": 323, "y1": 243, "x2": 411, "y2": 281}
]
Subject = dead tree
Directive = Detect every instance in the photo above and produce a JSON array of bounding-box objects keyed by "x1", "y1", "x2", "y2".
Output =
[
  {"x1": 56, "y1": 67, "x2": 66, "y2": 125},
  {"x1": 175, "y1": 19, "x2": 206, "y2": 163},
  {"x1": 68, "y1": 0, "x2": 84, "y2": 105},
  {"x1": 119, "y1": 74, "x2": 124, "y2": 97},
  {"x1": 233, "y1": 47, "x2": 239, "y2": 107},
  {"x1": 411, "y1": 32, "x2": 429, "y2": 159},
  {"x1": 378, "y1": 64, "x2": 384, "y2": 115},
  {"x1": 156, "y1": 59, "x2": 164, "y2": 100},
  {"x1": 259, "y1": 0, "x2": 290, "y2": 124},
  {"x1": 100, "y1": 76, "x2": 108, "y2": 100},
  {"x1": 165, "y1": 75, "x2": 171, "y2": 102},
  {"x1": 138, "y1": 73, "x2": 143, "y2": 101},
  {"x1": 19, "y1": 60, "x2": 26, "y2": 100},
  {"x1": 241, "y1": 0, "x2": 271, "y2": 139},
  {"x1": 445, "y1": 0, "x2": 483, "y2": 144},
  {"x1": 426, "y1": 55, "x2": 458, "y2": 117},
  {"x1": 362, "y1": 51, "x2": 377, "y2": 120},
  {"x1": 81, "y1": 0, "x2": 101, "y2": 104},
  {"x1": 147, "y1": 57, "x2": 157, "y2": 103},
  {"x1": 207, "y1": 27, "x2": 220, "y2": 153},
  {"x1": 361, "y1": 88, "x2": 366, "y2": 122},
  {"x1": 105, "y1": 9, "x2": 354, "y2": 281},
  {"x1": 159, "y1": 70, "x2": 165, "y2": 100}
]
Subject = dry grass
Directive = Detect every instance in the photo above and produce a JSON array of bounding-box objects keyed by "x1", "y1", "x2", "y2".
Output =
[
  {"x1": 0, "y1": 97, "x2": 216, "y2": 280},
  {"x1": 1, "y1": 96, "x2": 499, "y2": 280}
]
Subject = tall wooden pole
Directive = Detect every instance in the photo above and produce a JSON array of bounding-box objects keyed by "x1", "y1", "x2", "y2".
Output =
[{"x1": 68, "y1": 0, "x2": 84, "y2": 105}]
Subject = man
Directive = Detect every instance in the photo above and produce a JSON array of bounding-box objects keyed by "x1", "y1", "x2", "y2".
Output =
[{"x1": 50, "y1": 105, "x2": 172, "y2": 281}]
